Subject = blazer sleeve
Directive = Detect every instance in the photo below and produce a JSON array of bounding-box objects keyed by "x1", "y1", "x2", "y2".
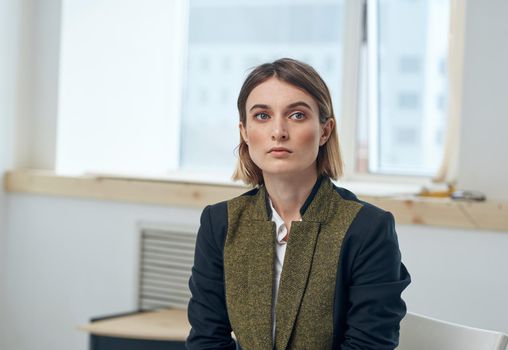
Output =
[
  {"x1": 341, "y1": 211, "x2": 411, "y2": 350},
  {"x1": 186, "y1": 204, "x2": 236, "y2": 350}
]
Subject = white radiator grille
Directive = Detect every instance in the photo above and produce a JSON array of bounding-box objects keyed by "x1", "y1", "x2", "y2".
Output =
[{"x1": 138, "y1": 226, "x2": 197, "y2": 311}]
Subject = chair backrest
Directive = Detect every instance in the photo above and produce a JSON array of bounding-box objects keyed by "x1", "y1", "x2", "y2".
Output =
[{"x1": 397, "y1": 312, "x2": 508, "y2": 350}]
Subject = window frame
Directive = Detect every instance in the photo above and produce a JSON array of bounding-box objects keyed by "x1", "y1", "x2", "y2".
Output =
[{"x1": 338, "y1": 0, "x2": 449, "y2": 186}]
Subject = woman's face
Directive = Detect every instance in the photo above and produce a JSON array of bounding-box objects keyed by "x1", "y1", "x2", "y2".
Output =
[{"x1": 240, "y1": 77, "x2": 333, "y2": 179}]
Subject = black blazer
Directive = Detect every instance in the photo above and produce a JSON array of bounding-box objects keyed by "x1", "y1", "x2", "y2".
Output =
[{"x1": 186, "y1": 176, "x2": 411, "y2": 349}]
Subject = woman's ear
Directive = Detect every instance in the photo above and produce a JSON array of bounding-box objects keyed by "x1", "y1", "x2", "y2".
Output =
[
  {"x1": 239, "y1": 122, "x2": 248, "y2": 144},
  {"x1": 319, "y1": 118, "x2": 334, "y2": 146}
]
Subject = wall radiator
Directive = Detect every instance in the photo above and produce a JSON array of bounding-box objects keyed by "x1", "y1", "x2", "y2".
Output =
[{"x1": 137, "y1": 224, "x2": 197, "y2": 311}]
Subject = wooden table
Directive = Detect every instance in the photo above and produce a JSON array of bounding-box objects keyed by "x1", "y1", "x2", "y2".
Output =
[{"x1": 80, "y1": 309, "x2": 190, "y2": 350}]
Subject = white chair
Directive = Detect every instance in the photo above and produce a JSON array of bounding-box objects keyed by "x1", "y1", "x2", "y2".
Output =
[{"x1": 397, "y1": 312, "x2": 508, "y2": 350}]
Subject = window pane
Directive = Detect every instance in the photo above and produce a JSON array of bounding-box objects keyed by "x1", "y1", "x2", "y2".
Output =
[
  {"x1": 57, "y1": 0, "x2": 185, "y2": 177},
  {"x1": 358, "y1": 0, "x2": 450, "y2": 176},
  {"x1": 180, "y1": 0, "x2": 345, "y2": 173}
]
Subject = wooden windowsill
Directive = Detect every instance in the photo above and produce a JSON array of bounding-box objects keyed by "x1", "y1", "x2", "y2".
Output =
[{"x1": 3, "y1": 169, "x2": 507, "y2": 232}]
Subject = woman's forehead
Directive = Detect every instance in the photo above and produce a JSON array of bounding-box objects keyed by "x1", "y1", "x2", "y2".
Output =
[{"x1": 246, "y1": 77, "x2": 317, "y2": 110}]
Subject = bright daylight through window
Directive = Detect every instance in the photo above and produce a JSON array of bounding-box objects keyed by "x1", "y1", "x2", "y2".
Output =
[
  {"x1": 56, "y1": 0, "x2": 450, "y2": 180},
  {"x1": 180, "y1": 0, "x2": 344, "y2": 174},
  {"x1": 356, "y1": 0, "x2": 450, "y2": 177}
]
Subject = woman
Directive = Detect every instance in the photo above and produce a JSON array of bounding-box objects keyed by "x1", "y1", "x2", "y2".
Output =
[{"x1": 186, "y1": 58, "x2": 410, "y2": 350}]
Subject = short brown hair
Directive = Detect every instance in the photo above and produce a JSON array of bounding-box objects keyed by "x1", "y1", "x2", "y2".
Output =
[{"x1": 232, "y1": 58, "x2": 343, "y2": 186}]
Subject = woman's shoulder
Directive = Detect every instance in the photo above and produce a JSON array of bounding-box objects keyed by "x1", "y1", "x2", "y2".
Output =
[
  {"x1": 331, "y1": 184, "x2": 389, "y2": 222},
  {"x1": 204, "y1": 186, "x2": 261, "y2": 221},
  {"x1": 330, "y1": 183, "x2": 397, "y2": 249}
]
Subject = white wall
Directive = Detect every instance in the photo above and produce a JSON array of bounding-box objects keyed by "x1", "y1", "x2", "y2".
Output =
[
  {"x1": 1, "y1": 0, "x2": 508, "y2": 349},
  {"x1": 0, "y1": 0, "x2": 21, "y2": 342},
  {"x1": 456, "y1": 0, "x2": 508, "y2": 200},
  {"x1": 398, "y1": 224, "x2": 508, "y2": 333}
]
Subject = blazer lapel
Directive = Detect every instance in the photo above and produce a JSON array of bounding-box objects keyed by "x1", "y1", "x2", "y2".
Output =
[
  {"x1": 225, "y1": 185, "x2": 275, "y2": 349},
  {"x1": 275, "y1": 220, "x2": 321, "y2": 350},
  {"x1": 245, "y1": 220, "x2": 275, "y2": 348},
  {"x1": 274, "y1": 177, "x2": 333, "y2": 350}
]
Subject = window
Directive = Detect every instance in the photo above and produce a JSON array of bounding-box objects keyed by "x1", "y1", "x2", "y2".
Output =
[
  {"x1": 179, "y1": 0, "x2": 345, "y2": 173},
  {"x1": 56, "y1": 0, "x2": 451, "y2": 182},
  {"x1": 355, "y1": 0, "x2": 450, "y2": 177},
  {"x1": 56, "y1": 0, "x2": 187, "y2": 177}
]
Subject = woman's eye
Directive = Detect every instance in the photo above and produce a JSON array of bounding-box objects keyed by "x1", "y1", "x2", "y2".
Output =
[
  {"x1": 290, "y1": 112, "x2": 305, "y2": 120},
  {"x1": 255, "y1": 113, "x2": 270, "y2": 120}
]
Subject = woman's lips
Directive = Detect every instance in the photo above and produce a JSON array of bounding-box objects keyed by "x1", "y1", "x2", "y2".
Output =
[
  {"x1": 269, "y1": 147, "x2": 291, "y2": 153},
  {"x1": 269, "y1": 148, "x2": 292, "y2": 157}
]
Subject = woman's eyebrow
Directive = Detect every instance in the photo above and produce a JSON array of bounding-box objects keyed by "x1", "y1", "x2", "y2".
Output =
[
  {"x1": 249, "y1": 104, "x2": 270, "y2": 112},
  {"x1": 286, "y1": 101, "x2": 313, "y2": 110},
  {"x1": 249, "y1": 101, "x2": 313, "y2": 112}
]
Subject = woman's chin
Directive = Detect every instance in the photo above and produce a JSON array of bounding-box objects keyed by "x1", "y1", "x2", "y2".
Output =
[{"x1": 262, "y1": 165, "x2": 316, "y2": 179}]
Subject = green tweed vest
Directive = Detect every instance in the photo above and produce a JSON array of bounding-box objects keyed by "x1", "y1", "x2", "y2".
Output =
[{"x1": 224, "y1": 177, "x2": 362, "y2": 350}]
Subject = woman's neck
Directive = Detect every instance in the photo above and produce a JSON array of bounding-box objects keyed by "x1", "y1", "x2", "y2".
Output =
[{"x1": 263, "y1": 169, "x2": 319, "y2": 224}]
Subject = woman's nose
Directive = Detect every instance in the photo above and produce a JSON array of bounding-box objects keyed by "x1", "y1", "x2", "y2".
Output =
[{"x1": 271, "y1": 117, "x2": 289, "y2": 141}]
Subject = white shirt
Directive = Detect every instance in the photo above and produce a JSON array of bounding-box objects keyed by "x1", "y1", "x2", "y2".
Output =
[{"x1": 268, "y1": 197, "x2": 302, "y2": 341}]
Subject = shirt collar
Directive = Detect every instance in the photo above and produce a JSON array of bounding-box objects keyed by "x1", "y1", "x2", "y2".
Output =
[{"x1": 268, "y1": 197, "x2": 290, "y2": 244}]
